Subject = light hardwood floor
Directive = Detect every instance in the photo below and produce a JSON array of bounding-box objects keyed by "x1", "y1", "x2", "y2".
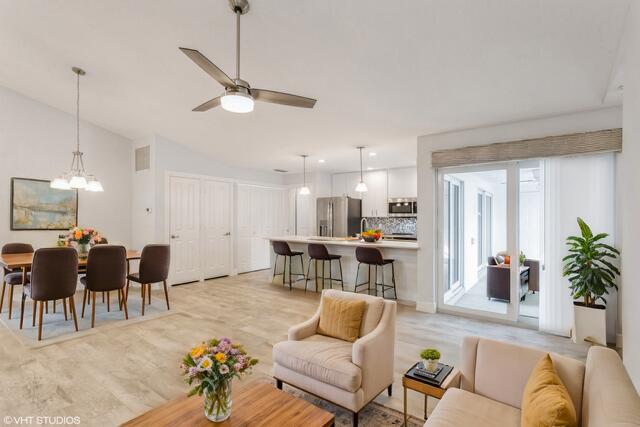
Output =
[{"x1": 0, "y1": 270, "x2": 589, "y2": 426}]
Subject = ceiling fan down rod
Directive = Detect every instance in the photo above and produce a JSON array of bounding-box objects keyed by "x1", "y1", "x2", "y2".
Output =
[{"x1": 235, "y1": 9, "x2": 240, "y2": 80}]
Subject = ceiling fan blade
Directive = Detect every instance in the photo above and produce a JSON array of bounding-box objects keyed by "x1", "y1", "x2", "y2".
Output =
[
  {"x1": 193, "y1": 96, "x2": 221, "y2": 112},
  {"x1": 252, "y1": 89, "x2": 316, "y2": 109},
  {"x1": 179, "y1": 47, "x2": 235, "y2": 88}
]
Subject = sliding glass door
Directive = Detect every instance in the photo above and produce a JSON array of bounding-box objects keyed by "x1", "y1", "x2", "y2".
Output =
[{"x1": 438, "y1": 163, "x2": 519, "y2": 321}]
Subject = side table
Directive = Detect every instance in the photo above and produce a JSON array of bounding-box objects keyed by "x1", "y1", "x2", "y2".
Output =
[{"x1": 402, "y1": 364, "x2": 460, "y2": 425}]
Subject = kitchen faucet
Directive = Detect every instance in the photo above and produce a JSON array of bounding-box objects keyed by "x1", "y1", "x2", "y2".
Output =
[{"x1": 360, "y1": 217, "x2": 369, "y2": 235}]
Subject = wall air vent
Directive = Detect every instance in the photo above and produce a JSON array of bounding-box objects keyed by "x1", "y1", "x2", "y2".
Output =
[
  {"x1": 273, "y1": 169, "x2": 288, "y2": 173},
  {"x1": 135, "y1": 145, "x2": 151, "y2": 171}
]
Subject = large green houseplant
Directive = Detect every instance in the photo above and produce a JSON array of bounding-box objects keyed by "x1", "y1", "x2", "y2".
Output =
[
  {"x1": 562, "y1": 217, "x2": 620, "y2": 307},
  {"x1": 563, "y1": 217, "x2": 619, "y2": 345}
]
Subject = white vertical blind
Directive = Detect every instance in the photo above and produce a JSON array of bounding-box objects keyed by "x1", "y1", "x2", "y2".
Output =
[{"x1": 540, "y1": 153, "x2": 616, "y2": 336}]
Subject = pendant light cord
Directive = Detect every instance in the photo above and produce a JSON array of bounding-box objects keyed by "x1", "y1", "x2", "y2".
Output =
[
  {"x1": 359, "y1": 147, "x2": 363, "y2": 181},
  {"x1": 76, "y1": 70, "x2": 80, "y2": 153}
]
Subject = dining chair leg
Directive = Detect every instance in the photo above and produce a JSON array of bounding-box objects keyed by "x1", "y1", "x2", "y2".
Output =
[
  {"x1": 102, "y1": 292, "x2": 105, "y2": 303},
  {"x1": 125, "y1": 280, "x2": 130, "y2": 304},
  {"x1": 141, "y1": 284, "x2": 146, "y2": 316},
  {"x1": 63, "y1": 298, "x2": 68, "y2": 321},
  {"x1": 19, "y1": 293, "x2": 26, "y2": 329},
  {"x1": 106, "y1": 291, "x2": 110, "y2": 312},
  {"x1": 8, "y1": 285, "x2": 14, "y2": 319},
  {"x1": 148, "y1": 284, "x2": 151, "y2": 304},
  {"x1": 37, "y1": 301, "x2": 44, "y2": 341},
  {"x1": 91, "y1": 291, "x2": 96, "y2": 328},
  {"x1": 120, "y1": 289, "x2": 129, "y2": 320},
  {"x1": 45, "y1": 300, "x2": 48, "y2": 314},
  {"x1": 81, "y1": 288, "x2": 87, "y2": 318},
  {"x1": 53, "y1": 299, "x2": 56, "y2": 313},
  {"x1": 69, "y1": 296, "x2": 78, "y2": 332},
  {"x1": 32, "y1": 299, "x2": 37, "y2": 327},
  {"x1": 0, "y1": 280, "x2": 6, "y2": 313},
  {"x1": 162, "y1": 280, "x2": 170, "y2": 310}
]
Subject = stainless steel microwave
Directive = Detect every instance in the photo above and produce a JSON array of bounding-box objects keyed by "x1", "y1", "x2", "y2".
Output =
[{"x1": 388, "y1": 198, "x2": 417, "y2": 217}]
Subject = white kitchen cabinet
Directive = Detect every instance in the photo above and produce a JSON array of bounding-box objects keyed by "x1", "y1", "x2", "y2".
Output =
[
  {"x1": 332, "y1": 172, "x2": 362, "y2": 199},
  {"x1": 361, "y1": 170, "x2": 388, "y2": 217},
  {"x1": 388, "y1": 167, "x2": 417, "y2": 198}
]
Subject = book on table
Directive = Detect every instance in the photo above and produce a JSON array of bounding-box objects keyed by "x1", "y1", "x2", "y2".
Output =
[{"x1": 405, "y1": 362, "x2": 453, "y2": 387}]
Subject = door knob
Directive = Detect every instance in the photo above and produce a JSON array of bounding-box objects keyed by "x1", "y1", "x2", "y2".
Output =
[
  {"x1": 224, "y1": 232, "x2": 231, "y2": 236},
  {"x1": 170, "y1": 234, "x2": 180, "y2": 239}
]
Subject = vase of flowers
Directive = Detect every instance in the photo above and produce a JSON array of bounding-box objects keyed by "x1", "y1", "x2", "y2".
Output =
[
  {"x1": 420, "y1": 348, "x2": 441, "y2": 372},
  {"x1": 181, "y1": 337, "x2": 258, "y2": 422},
  {"x1": 66, "y1": 227, "x2": 103, "y2": 258}
]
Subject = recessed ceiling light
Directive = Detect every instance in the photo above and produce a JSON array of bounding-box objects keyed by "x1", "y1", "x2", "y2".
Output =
[
  {"x1": 367, "y1": 167, "x2": 373, "y2": 170},
  {"x1": 318, "y1": 159, "x2": 325, "y2": 163},
  {"x1": 369, "y1": 152, "x2": 377, "y2": 157}
]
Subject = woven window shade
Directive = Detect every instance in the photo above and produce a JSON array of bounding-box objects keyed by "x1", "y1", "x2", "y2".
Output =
[{"x1": 431, "y1": 128, "x2": 621, "y2": 168}]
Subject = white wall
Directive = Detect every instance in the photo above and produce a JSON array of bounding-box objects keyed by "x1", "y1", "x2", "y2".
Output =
[
  {"x1": 416, "y1": 107, "x2": 622, "y2": 315},
  {"x1": 620, "y1": 2, "x2": 640, "y2": 390},
  {"x1": 0, "y1": 86, "x2": 132, "y2": 248}
]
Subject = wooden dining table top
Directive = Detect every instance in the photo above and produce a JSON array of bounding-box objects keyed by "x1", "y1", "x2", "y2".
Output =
[{"x1": 0, "y1": 249, "x2": 141, "y2": 270}]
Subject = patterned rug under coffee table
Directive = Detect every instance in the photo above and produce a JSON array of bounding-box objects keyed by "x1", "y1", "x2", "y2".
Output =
[{"x1": 285, "y1": 385, "x2": 424, "y2": 427}]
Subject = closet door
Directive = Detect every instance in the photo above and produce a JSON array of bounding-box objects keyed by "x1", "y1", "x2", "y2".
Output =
[
  {"x1": 169, "y1": 176, "x2": 201, "y2": 284},
  {"x1": 236, "y1": 185, "x2": 253, "y2": 273},
  {"x1": 201, "y1": 180, "x2": 232, "y2": 279}
]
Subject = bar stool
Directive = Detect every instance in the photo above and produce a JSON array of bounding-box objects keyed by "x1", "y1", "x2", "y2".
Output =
[
  {"x1": 354, "y1": 246, "x2": 398, "y2": 299},
  {"x1": 305, "y1": 243, "x2": 344, "y2": 292},
  {"x1": 272, "y1": 241, "x2": 305, "y2": 291}
]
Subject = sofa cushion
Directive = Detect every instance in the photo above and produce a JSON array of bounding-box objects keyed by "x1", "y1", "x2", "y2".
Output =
[
  {"x1": 425, "y1": 388, "x2": 520, "y2": 427},
  {"x1": 521, "y1": 354, "x2": 577, "y2": 427},
  {"x1": 317, "y1": 296, "x2": 366, "y2": 342},
  {"x1": 322, "y1": 289, "x2": 384, "y2": 337},
  {"x1": 272, "y1": 334, "x2": 361, "y2": 392}
]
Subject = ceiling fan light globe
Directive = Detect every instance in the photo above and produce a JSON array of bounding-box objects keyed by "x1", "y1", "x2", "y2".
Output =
[
  {"x1": 299, "y1": 186, "x2": 310, "y2": 196},
  {"x1": 355, "y1": 181, "x2": 368, "y2": 193},
  {"x1": 221, "y1": 92, "x2": 254, "y2": 113},
  {"x1": 69, "y1": 175, "x2": 88, "y2": 189}
]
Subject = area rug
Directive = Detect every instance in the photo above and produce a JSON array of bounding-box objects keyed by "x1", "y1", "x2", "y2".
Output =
[
  {"x1": 285, "y1": 385, "x2": 424, "y2": 426},
  {"x1": 0, "y1": 289, "x2": 177, "y2": 348}
]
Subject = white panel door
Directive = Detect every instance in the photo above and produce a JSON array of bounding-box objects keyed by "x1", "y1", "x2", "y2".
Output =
[
  {"x1": 201, "y1": 180, "x2": 232, "y2": 279},
  {"x1": 169, "y1": 176, "x2": 201, "y2": 284},
  {"x1": 237, "y1": 185, "x2": 252, "y2": 273}
]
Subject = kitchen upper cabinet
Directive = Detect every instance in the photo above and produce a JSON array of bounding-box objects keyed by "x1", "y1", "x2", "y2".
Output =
[
  {"x1": 388, "y1": 167, "x2": 417, "y2": 198},
  {"x1": 361, "y1": 170, "x2": 388, "y2": 217},
  {"x1": 332, "y1": 172, "x2": 362, "y2": 199}
]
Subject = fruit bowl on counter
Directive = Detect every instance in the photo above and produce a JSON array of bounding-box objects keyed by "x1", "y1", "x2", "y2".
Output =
[{"x1": 361, "y1": 229, "x2": 383, "y2": 242}]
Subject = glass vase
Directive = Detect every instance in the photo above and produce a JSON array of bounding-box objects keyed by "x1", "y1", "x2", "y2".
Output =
[
  {"x1": 204, "y1": 380, "x2": 232, "y2": 422},
  {"x1": 77, "y1": 242, "x2": 90, "y2": 259}
]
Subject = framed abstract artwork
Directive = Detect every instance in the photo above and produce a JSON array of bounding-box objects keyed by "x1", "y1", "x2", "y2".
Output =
[{"x1": 10, "y1": 178, "x2": 78, "y2": 230}]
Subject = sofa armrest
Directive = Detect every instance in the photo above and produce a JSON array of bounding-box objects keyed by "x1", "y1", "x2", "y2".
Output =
[
  {"x1": 288, "y1": 306, "x2": 321, "y2": 341},
  {"x1": 441, "y1": 368, "x2": 461, "y2": 389},
  {"x1": 352, "y1": 300, "x2": 397, "y2": 400}
]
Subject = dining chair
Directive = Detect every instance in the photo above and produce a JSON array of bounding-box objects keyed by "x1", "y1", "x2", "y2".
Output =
[
  {"x1": 80, "y1": 245, "x2": 128, "y2": 327},
  {"x1": 125, "y1": 244, "x2": 170, "y2": 316},
  {"x1": 19, "y1": 247, "x2": 79, "y2": 340},
  {"x1": 1, "y1": 243, "x2": 33, "y2": 319}
]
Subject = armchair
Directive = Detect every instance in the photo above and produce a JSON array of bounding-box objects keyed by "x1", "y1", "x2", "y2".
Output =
[{"x1": 273, "y1": 289, "x2": 397, "y2": 427}]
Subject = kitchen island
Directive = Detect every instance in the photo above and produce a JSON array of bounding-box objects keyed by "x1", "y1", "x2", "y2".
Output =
[{"x1": 266, "y1": 236, "x2": 418, "y2": 303}]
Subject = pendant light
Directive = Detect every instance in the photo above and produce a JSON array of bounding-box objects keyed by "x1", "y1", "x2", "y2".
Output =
[
  {"x1": 51, "y1": 67, "x2": 103, "y2": 192},
  {"x1": 354, "y1": 147, "x2": 368, "y2": 192},
  {"x1": 299, "y1": 155, "x2": 310, "y2": 195}
]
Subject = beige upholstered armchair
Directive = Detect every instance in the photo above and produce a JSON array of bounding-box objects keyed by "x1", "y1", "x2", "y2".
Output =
[{"x1": 273, "y1": 289, "x2": 397, "y2": 427}]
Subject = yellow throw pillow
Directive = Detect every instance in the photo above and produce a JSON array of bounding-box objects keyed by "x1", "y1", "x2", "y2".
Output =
[
  {"x1": 522, "y1": 354, "x2": 577, "y2": 427},
  {"x1": 317, "y1": 296, "x2": 366, "y2": 342}
]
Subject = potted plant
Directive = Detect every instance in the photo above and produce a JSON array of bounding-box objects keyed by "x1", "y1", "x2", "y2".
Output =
[
  {"x1": 181, "y1": 337, "x2": 258, "y2": 422},
  {"x1": 420, "y1": 348, "x2": 441, "y2": 372},
  {"x1": 563, "y1": 218, "x2": 620, "y2": 345}
]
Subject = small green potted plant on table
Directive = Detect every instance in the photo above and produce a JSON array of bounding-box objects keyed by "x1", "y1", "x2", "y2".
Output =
[
  {"x1": 563, "y1": 217, "x2": 620, "y2": 345},
  {"x1": 420, "y1": 348, "x2": 441, "y2": 372}
]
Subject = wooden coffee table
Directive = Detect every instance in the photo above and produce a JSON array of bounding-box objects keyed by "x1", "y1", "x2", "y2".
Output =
[{"x1": 121, "y1": 381, "x2": 334, "y2": 426}]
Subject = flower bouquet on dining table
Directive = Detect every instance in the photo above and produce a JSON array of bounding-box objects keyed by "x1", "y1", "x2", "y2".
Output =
[{"x1": 181, "y1": 337, "x2": 258, "y2": 422}]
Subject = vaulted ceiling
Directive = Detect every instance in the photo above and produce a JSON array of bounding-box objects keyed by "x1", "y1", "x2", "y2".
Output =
[{"x1": 0, "y1": 0, "x2": 629, "y2": 173}]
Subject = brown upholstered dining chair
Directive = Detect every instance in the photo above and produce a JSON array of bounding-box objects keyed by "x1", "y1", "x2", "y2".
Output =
[
  {"x1": 1, "y1": 243, "x2": 33, "y2": 319},
  {"x1": 125, "y1": 244, "x2": 170, "y2": 316},
  {"x1": 19, "y1": 247, "x2": 79, "y2": 340},
  {"x1": 80, "y1": 245, "x2": 128, "y2": 327}
]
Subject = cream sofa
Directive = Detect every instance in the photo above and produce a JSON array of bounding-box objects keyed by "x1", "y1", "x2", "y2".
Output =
[
  {"x1": 273, "y1": 289, "x2": 396, "y2": 427},
  {"x1": 426, "y1": 336, "x2": 640, "y2": 426}
]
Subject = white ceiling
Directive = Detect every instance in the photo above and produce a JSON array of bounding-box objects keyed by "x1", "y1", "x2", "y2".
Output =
[{"x1": 0, "y1": 0, "x2": 629, "y2": 174}]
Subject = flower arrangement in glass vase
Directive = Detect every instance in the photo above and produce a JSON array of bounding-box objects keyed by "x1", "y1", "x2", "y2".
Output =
[
  {"x1": 181, "y1": 337, "x2": 258, "y2": 422},
  {"x1": 66, "y1": 227, "x2": 103, "y2": 258}
]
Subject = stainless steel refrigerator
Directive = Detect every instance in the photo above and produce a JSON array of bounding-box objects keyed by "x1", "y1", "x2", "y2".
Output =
[{"x1": 316, "y1": 197, "x2": 362, "y2": 237}]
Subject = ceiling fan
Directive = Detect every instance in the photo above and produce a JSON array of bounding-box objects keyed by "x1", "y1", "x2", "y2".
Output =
[{"x1": 179, "y1": 0, "x2": 317, "y2": 114}]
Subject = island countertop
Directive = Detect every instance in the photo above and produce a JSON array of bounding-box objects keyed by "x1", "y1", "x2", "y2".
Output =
[{"x1": 265, "y1": 236, "x2": 419, "y2": 250}]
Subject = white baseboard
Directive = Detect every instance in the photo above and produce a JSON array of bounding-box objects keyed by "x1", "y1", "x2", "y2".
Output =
[
  {"x1": 616, "y1": 333, "x2": 623, "y2": 349},
  {"x1": 416, "y1": 300, "x2": 437, "y2": 313}
]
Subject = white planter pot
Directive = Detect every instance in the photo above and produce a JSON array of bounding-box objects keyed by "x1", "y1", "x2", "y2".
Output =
[
  {"x1": 573, "y1": 302, "x2": 606, "y2": 346},
  {"x1": 422, "y1": 358, "x2": 439, "y2": 372}
]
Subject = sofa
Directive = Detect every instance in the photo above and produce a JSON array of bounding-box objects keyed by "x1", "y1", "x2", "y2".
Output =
[
  {"x1": 425, "y1": 336, "x2": 640, "y2": 426},
  {"x1": 272, "y1": 289, "x2": 397, "y2": 427},
  {"x1": 486, "y1": 256, "x2": 539, "y2": 301}
]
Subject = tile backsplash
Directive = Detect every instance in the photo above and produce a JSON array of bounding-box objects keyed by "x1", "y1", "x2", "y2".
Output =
[{"x1": 363, "y1": 217, "x2": 416, "y2": 235}]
